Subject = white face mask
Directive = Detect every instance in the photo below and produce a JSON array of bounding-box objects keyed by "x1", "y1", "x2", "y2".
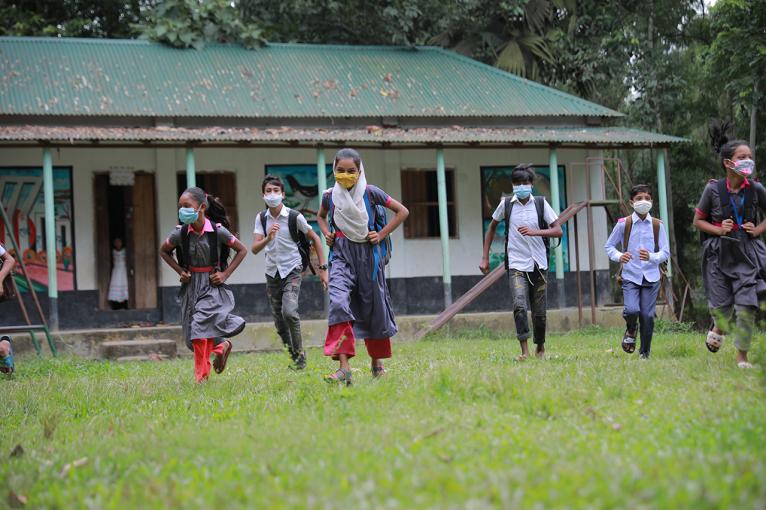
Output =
[
  {"x1": 264, "y1": 193, "x2": 283, "y2": 208},
  {"x1": 633, "y1": 200, "x2": 652, "y2": 215}
]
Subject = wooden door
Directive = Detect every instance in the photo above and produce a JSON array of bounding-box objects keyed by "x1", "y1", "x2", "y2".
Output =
[
  {"x1": 94, "y1": 174, "x2": 111, "y2": 310},
  {"x1": 129, "y1": 173, "x2": 158, "y2": 309}
]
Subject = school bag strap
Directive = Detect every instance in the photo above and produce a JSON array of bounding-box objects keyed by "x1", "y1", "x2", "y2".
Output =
[
  {"x1": 179, "y1": 226, "x2": 190, "y2": 270},
  {"x1": 259, "y1": 209, "x2": 268, "y2": 238},
  {"x1": 717, "y1": 177, "x2": 756, "y2": 224},
  {"x1": 288, "y1": 208, "x2": 316, "y2": 275}
]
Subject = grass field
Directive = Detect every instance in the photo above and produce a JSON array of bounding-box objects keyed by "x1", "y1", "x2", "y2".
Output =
[{"x1": 2, "y1": 327, "x2": 765, "y2": 509}]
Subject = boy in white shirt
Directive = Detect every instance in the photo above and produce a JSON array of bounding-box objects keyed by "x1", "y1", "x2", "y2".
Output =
[
  {"x1": 252, "y1": 175, "x2": 328, "y2": 369},
  {"x1": 479, "y1": 165, "x2": 562, "y2": 360}
]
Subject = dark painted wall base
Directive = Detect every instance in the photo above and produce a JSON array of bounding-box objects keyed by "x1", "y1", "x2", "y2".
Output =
[{"x1": 0, "y1": 271, "x2": 613, "y2": 330}]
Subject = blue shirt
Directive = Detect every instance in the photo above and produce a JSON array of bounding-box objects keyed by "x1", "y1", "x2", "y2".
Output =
[{"x1": 604, "y1": 212, "x2": 670, "y2": 285}]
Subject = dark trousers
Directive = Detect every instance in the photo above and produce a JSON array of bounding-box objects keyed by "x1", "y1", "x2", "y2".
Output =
[
  {"x1": 509, "y1": 268, "x2": 548, "y2": 344},
  {"x1": 622, "y1": 278, "x2": 661, "y2": 355},
  {"x1": 266, "y1": 268, "x2": 303, "y2": 360}
]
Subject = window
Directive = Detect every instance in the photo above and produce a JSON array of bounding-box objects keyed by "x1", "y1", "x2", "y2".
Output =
[
  {"x1": 400, "y1": 169, "x2": 457, "y2": 239},
  {"x1": 177, "y1": 172, "x2": 238, "y2": 235}
]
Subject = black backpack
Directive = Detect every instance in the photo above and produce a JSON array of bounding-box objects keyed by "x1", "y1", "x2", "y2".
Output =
[
  {"x1": 259, "y1": 208, "x2": 315, "y2": 274},
  {"x1": 502, "y1": 195, "x2": 551, "y2": 271},
  {"x1": 700, "y1": 178, "x2": 758, "y2": 243},
  {"x1": 175, "y1": 222, "x2": 229, "y2": 271}
]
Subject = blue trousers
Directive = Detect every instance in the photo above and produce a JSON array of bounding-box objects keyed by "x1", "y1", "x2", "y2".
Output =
[{"x1": 622, "y1": 278, "x2": 661, "y2": 355}]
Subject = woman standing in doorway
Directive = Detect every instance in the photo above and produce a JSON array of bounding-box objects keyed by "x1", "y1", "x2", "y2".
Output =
[
  {"x1": 317, "y1": 148, "x2": 408, "y2": 385},
  {"x1": 107, "y1": 237, "x2": 129, "y2": 309}
]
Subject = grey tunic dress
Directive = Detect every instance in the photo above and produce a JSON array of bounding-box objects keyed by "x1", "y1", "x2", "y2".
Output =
[
  {"x1": 165, "y1": 222, "x2": 246, "y2": 350},
  {"x1": 322, "y1": 185, "x2": 398, "y2": 340},
  {"x1": 696, "y1": 179, "x2": 766, "y2": 309}
]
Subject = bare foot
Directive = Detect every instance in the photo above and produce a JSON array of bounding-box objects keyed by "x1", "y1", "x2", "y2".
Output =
[
  {"x1": 535, "y1": 346, "x2": 545, "y2": 359},
  {"x1": 515, "y1": 354, "x2": 528, "y2": 362}
]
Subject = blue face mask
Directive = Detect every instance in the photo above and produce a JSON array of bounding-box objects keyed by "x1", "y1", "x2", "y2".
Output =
[
  {"x1": 178, "y1": 206, "x2": 200, "y2": 225},
  {"x1": 513, "y1": 184, "x2": 533, "y2": 200}
]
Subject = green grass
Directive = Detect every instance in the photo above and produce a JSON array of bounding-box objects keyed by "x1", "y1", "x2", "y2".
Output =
[{"x1": 2, "y1": 329, "x2": 765, "y2": 509}]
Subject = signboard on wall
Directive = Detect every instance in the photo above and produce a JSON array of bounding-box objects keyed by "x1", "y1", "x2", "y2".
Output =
[
  {"x1": 480, "y1": 165, "x2": 569, "y2": 273},
  {"x1": 0, "y1": 167, "x2": 76, "y2": 292},
  {"x1": 265, "y1": 164, "x2": 334, "y2": 233}
]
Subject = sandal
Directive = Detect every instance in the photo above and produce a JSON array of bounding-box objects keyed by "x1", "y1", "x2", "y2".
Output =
[
  {"x1": 0, "y1": 336, "x2": 14, "y2": 375},
  {"x1": 706, "y1": 330, "x2": 724, "y2": 353},
  {"x1": 737, "y1": 361, "x2": 753, "y2": 369},
  {"x1": 621, "y1": 331, "x2": 637, "y2": 354},
  {"x1": 324, "y1": 368, "x2": 352, "y2": 386},
  {"x1": 371, "y1": 364, "x2": 386, "y2": 378},
  {"x1": 213, "y1": 340, "x2": 232, "y2": 374},
  {"x1": 514, "y1": 354, "x2": 528, "y2": 362}
]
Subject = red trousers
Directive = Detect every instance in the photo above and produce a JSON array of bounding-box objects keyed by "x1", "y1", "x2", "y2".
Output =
[
  {"x1": 192, "y1": 338, "x2": 227, "y2": 383},
  {"x1": 323, "y1": 321, "x2": 392, "y2": 360}
]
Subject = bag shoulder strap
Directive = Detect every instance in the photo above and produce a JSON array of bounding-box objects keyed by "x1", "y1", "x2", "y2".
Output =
[
  {"x1": 287, "y1": 209, "x2": 300, "y2": 242},
  {"x1": 180, "y1": 226, "x2": 190, "y2": 269},
  {"x1": 744, "y1": 182, "x2": 755, "y2": 222},
  {"x1": 503, "y1": 196, "x2": 514, "y2": 225},
  {"x1": 534, "y1": 196, "x2": 546, "y2": 228},
  {"x1": 259, "y1": 209, "x2": 268, "y2": 237},
  {"x1": 652, "y1": 218, "x2": 661, "y2": 252},
  {"x1": 208, "y1": 223, "x2": 220, "y2": 269},
  {"x1": 623, "y1": 216, "x2": 633, "y2": 251},
  {"x1": 718, "y1": 178, "x2": 733, "y2": 220},
  {"x1": 363, "y1": 188, "x2": 376, "y2": 230}
]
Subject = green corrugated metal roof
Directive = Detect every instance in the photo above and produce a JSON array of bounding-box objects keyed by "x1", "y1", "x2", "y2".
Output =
[
  {"x1": 0, "y1": 125, "x2": 685, "y2": 146},
  {"x1": 0, "y1": 37, "x2": 622, "y2": 119}
]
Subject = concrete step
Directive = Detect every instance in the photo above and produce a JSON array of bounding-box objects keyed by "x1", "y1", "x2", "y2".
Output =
[
  {"x1": 114, "y1": 354, "x2": 172, "y2": 362},
  {"x1": 100, "y1": 339, "x2": 177, "y2": 360}
]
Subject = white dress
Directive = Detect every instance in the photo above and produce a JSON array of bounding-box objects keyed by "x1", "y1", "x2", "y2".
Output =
[{"x1": 107, "y1": 248, "x2": 129, "y2": 302}]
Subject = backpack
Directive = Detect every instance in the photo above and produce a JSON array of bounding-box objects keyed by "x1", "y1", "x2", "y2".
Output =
[
  {"x1": 176, "y1": 222, "x2": 229, "y2": 271},
  {"x1": 700, "y1": 178, "x2": 758, "y2": 244},
  {"x1": 326, "y1": 187, "x2": 392, "y2": 278},
  {"x1": 259, "y1": 208, "x2": 316, "y2": 274},
  {"x1": 502, "y1": 195, "x2": 550, "y2": 271},
  {"x1": 615, "y1": 215, "x2": 664, "y2": 283}
]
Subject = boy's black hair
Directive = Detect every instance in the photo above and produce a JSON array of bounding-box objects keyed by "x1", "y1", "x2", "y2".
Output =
[
  {"x1": 709, "y1": 119, "x2": 750, "y2": 171},
  {"x1": 630, "y1": 184, "x2": 652, "y2": 199},
  {"x1": 511, "y1": 164, "x2": 535, "y2": 183},
  {"x1": 262, "y1": 174, "x2": 285, "y2": 193}
]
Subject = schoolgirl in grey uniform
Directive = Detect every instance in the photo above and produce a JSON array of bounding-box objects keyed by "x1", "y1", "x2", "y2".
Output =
[
  {"x1": 160, "y1": 187, "x2": 248, "y2": 382},
  {"x1": 317, "y1": 148, "x2": 409, "y2": 385},
  {"x1": 693, "y1": 125, "x2": 766, "y2": 369}
]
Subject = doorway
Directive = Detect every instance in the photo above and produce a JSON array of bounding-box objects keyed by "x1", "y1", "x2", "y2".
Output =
[{"x1": 94, "y1": 172, "x2": 158, "y2": 310}]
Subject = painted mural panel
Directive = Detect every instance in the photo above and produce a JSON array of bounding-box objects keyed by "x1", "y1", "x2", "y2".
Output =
[
  {"x1": 481, "y1": 165, "x2": 569, "y2": 273},
  {"x1": 0, "y1": 167, "x2": 75, "y2": 292},
  {"x1": 265, "y1": 164, "x2": 334, "y2": 233}
]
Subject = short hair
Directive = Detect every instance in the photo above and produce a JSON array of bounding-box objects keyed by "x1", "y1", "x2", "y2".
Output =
[
  {"x1": 262, "y1": 174, "x2": 284, "y2": 193},
  {"x1": 511, "y1": 164, "x2": 536, "y2": 183},
  {"x1": 630, "y1": 184, "x2": 652, "y2": 199}
]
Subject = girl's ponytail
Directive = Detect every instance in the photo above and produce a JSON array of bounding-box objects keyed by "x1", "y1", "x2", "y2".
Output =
[
  {"x1": 709, "y1": 119, "x2": 749, "y2": 170},
  {"x1": 205, "y1": 194, "x2": 231, "y2": 232}
]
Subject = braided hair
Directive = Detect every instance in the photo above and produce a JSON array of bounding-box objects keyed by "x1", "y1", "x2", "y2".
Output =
[{"x1": 709, "y1": 119, "x2": 749, "y2": 171}]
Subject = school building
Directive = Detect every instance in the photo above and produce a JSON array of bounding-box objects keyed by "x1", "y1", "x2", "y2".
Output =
[{"x1": 0, "y1": 37, "x2": 684, "y2": 330}]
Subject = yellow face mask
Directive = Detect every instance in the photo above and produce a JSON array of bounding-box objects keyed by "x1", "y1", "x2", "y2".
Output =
[{"x1": 335, "y1": 172, "x2": 359, "y2": 190}]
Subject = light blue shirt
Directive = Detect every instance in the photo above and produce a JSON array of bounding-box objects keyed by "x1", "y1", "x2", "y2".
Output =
[{"x1": 604, "y1": 212, "x2": 670, "y2": 285}]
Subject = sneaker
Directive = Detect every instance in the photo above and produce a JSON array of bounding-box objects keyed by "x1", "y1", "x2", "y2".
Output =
[
  {"x1": 324, "y1": 368, "x2": 352, "y2": 386},
  {"x1": 290, "y1": 352, "x2": 307, "y2": 370}
]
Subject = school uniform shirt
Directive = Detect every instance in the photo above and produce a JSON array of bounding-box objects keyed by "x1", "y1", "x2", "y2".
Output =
[
  {"x1": 492, "y1": 195, "x2": 558, "y2": 272},
  {"x1": 253, "y1": 206, "x2": 311, "y2": 279},
  {"x1": 695, "y1": 177, "x2": 766, "y2": 228},
  {"x1": 604, "y1": 212, "x2": 670, "y2": 285}
]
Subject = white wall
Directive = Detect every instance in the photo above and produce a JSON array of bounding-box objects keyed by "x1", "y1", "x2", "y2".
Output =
[{"x1": 0, "y1": 145, "x2": 610, "y2": 292}]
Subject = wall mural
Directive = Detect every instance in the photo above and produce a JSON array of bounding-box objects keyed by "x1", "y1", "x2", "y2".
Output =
[
  {"x1": 0, "y1": 167, "x2": 75, "y2": 292},
  {"x1": 481, "y1": 165, "x2": 569, "y2": 273},
  {"x1": 265, "y1": 164, "x2": 334, "y2": 234}
]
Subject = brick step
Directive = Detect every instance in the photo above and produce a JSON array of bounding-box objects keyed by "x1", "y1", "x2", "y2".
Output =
[{"x1": 100, "y1": 339, "x2": 177, "y2": 360}]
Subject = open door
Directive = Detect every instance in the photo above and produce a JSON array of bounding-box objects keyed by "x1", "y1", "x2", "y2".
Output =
[{"x1": 129, "y1": 173, "x2": 158, "y2": 309}]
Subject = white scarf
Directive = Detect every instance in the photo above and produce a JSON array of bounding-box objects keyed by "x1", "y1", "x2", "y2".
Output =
[{"x1": 331, "y1": 160, "x2": 369, "y2": 243}]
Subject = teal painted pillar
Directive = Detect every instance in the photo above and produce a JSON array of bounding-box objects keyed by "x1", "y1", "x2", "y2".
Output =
[
  {"x1": 43, "y1": 147, "x2": 59, "y2": 331},
  {"x1": 656, "y1": 149, "x2": 672, "y2": 277},
  {"x1": 436, "y1": 148, "x2": 452, "y2": 307},
  {"x1": 316, "y1": 147, "x2": 329, "y2": 260},
  {"x1": 548, "y1": 147, "x2": 564, "y2": 280},
  {"x1": 185, "y1": 147, "x2": 196, "y2": 188}
]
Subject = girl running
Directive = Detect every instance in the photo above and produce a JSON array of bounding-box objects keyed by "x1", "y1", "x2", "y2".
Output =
[
  {"x1": 317, "y1": 148, "x2": 409, "y2": 385},
  {"x1": 160, "y1": 187, "x2": 247, "y2": 382}
]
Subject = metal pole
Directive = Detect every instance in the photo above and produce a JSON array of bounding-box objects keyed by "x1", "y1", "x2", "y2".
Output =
[
  {"x1": 656, "y1": 149, "x2": 672, "y2": 277},
  {"x1": 574, "y1": 213, "x2": 582, "y2": 327},
  {"x1": 42, "y1": 147, "x2": 58, "y2": 331},
  {"x1": 186, "y1": 147, "x2": 196, "y2": 188},
  {"x1": 585, "y1": 163, "x2": 596, "y2": 326},
  {"x1": 436, "y1": 148, "x2": 452, "y2": 307},
  {"x1": 549, "y1": 147, "x2": 564, "y2": 280},
  {"x1": 317, "y1": 146, "x2": 330, "y2": 312}
]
